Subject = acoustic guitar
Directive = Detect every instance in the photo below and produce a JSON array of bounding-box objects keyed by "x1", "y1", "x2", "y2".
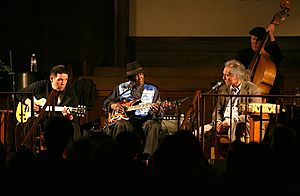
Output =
[{"x1": 16, "y1": 97, "x2": 87, "y2": 123}]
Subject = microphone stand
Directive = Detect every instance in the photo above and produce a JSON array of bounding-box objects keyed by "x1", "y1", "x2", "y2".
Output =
[
  {"x1": 207, "y1": 89, "x2": 217, "y2": 94},
  {"x1": 206, "y1": 83, "x2": 220, "y2": 128},
  {"x1": 8, "y1": 50, "x2": 17, "y2": 152},
  {"x1": 207, "y1": 80, "x2": 224, "y2": 95},
  {"x1": 175, "y1": 96, "x2": 191, "y2": 131},
  {"x1": 206, "y1": 81, "x2": 222, "y2": 129}
]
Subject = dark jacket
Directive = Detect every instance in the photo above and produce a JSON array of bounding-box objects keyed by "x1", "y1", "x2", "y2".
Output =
[{"x1": 18, "y1": 79, "x2": 81, "y2": 141}]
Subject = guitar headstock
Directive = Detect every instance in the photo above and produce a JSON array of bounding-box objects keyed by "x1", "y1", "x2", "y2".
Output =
[
  {"x1": 280, "y1": 0, "x2": 290, "y2": 11},
  {"x1": 74, "y1": 105, "x2": 87, "y2": 117}
]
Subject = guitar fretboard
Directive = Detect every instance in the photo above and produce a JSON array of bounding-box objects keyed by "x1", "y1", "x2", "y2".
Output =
[
  {"x1": 43, "y1": 106, "x2": 65, "y2": 112},
  {"x1": 126, "y1": 103, "x2": 153, "y2": 111}
]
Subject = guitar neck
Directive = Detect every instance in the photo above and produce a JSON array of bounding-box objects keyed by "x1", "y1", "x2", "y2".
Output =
[
  {"x1": 126, "y1": 103, "x2": 153, "y2": 112},
  {"x1": 44, "y1": 106, "x2": 65, "y2": 112}
]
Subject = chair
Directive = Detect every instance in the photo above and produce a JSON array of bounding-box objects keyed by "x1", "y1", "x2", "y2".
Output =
[{"x1": 74, "y1": 78, "x2": 96, "y2": 125}]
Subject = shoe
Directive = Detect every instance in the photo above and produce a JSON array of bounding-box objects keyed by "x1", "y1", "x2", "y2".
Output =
[
  {"x1": 138, "y1": 153, "x2": 150, "y2": 166},
  {"x1": 140, "y1": 153, "x2": 150, "y2": 161}
]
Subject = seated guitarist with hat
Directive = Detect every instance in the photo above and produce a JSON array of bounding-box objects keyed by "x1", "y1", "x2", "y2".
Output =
[{"x1": 103, "y1": 60, "x2": 164, "y2": 161}]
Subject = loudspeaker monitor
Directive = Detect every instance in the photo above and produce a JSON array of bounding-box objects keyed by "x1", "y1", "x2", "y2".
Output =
[{"x1": 161, "y1": 115, "x2": 178, "y2": 134}]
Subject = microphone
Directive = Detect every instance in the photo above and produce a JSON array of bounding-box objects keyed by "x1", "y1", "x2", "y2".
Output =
[
  {"x1": 210, "y1": 81, "x2": 223, "y2": 91},
  {"x1": 123, "y1": 83, "x2": 135, "y2": 89},
  {"x1": 128, "y1": 83, "x2": 135, "y2": 89}
]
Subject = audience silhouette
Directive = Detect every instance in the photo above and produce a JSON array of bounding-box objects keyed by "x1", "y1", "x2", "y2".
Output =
[
  {"x1": 149, "y1": 130, "x2": 223, "y2": 195},
  {"x1": 0, "y1": 115, "x2": 300, "y2": 195}
]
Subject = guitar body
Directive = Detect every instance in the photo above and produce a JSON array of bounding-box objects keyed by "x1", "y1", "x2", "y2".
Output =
[
  {"x1": 16, "y1": 98, "x2": 47, "y2": 123},
  {"x1": 108, "y1": 99, "x2": 141, "y2": 126},
  {"x1": 16, "y1": 102, "x2": 31, "y2": 123}
]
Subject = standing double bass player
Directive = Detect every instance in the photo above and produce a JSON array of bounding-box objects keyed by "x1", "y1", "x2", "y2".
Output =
[
  {"x1": 234, "y1": 0, "x2": 291, "y2": 145},
  {"x1": 235, "y1": 24, "x2": 284, "y2": 96},
  {"x1": 236, "y1": 0, "x2": 290, "y2": 96}
]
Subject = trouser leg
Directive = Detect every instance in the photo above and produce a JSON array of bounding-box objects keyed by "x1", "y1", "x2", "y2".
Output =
[
  {"x1": 142, "y1": 120, "x2": 161, "y2": 156},
  {"x1": 110, "y1": 119, "x2": 134, "y2": 140}
]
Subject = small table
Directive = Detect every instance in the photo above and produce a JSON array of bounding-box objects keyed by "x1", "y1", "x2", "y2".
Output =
[{"x1": 239, "y1": 103, "x2": 280, "y2": 143}]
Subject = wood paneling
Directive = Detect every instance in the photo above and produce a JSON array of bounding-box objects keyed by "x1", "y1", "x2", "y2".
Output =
[{"x1": 83, "y1": 36, "x2": 300, "y2": 126}]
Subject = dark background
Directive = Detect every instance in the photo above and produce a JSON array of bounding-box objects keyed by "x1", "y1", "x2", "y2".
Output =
[
  {"x1": 0, "y1": 0, "x2": 116, "y2": 76},
  {"x1": 1, "y1": 0, "x2": 299, "y2": 94}
]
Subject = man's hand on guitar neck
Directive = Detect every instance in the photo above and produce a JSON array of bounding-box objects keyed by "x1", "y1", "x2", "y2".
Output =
[
  {"x1": 150, "y1": 103, "x2": 160, "y2": 114},
  {"x1": 62, "y1": 106, "x2": 74, "y2": 121}
]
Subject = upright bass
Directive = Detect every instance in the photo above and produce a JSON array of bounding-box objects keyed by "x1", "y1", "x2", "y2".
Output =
[{"x1": 249, "y1": 0, "x2": 290, "y2": 95}]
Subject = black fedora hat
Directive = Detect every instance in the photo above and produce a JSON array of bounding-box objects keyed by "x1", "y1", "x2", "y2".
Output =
[
  {"x1": 125, "y1": 61, "x2": 144, "y2": 78},
  {"x1": 249, "y1": 26, "x2": 266, "y2": 40}
]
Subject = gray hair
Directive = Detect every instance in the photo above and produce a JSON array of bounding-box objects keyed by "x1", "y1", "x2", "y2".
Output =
[{"x1": 224, "y1": 59, "x2": 250, "y2": 81}]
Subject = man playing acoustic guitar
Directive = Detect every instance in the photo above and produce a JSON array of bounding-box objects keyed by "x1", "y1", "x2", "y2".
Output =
[
  {"x1": 17, "y1": 65, "x2": 82, "y2": 142},
  {"x1": 103, "y1": 60, "x2": 164, "y2": 162}
]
